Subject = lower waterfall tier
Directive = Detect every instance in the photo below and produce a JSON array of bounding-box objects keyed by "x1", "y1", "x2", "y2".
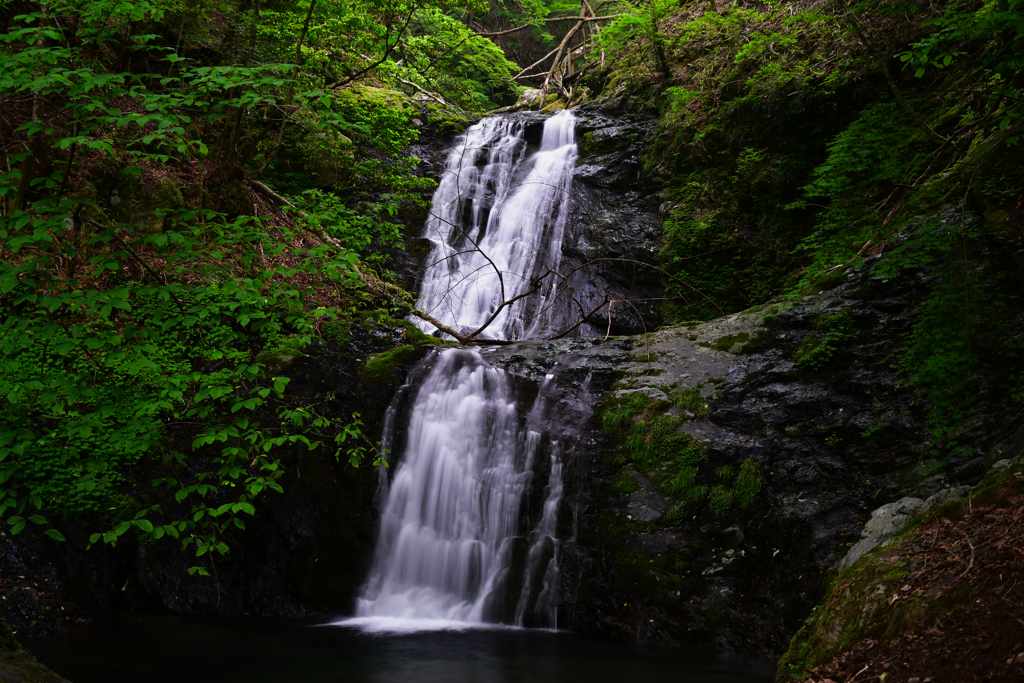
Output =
[{"x1": 349, "y1": 348, "x2": 570, "y2": 630}]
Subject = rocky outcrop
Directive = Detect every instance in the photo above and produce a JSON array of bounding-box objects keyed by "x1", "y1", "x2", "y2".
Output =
[
  {"x1": 566, "y1": 105, "x2": 663, "y2": 334},
  {"x1": 778, "y1": 456, "x2": 1024, "y2": 682},
  {"x1": 541, "y1": 225, "x2": 1024, "y2": 657},
  {"x1": 836, "y1": 485, "x2": 972, "y2": 572},
  {"x1": 0, "y1": 620, "x2": 70, "y2": 683}
]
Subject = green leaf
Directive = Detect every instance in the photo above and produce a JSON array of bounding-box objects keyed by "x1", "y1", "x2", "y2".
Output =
[{"x1": 43, "y1": 529, "x2": 66, "y2": 542}]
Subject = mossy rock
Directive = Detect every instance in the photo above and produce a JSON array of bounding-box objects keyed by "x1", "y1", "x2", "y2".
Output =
[
  {"x1": 423, "y1": 102, "x2": 472, "y2": 135},
  {"x1": 777, "y1": 469, "x2": 1024, "y2": 681},
  {"x1": 320, "y1": 321, "x2": 351, "y2": 347},
  {"x1": 0, "y1": 620, "x2": 71, "y2": 682},
  {"x1": 360, "y1": 345, "x2": 418, "y2": 387},
  {"x1": 577, "y1": 129, "x2": 634, "y2": 157},
  {"x1": 405, "y1": 236, "x2": 432, "y2": 260},
  {"x1": 335, "y1": 84, "x2": 411, "y2": 111},
  {"x1": 799, "y1": 268, "x2": 847, "y2": 296},
  {"x1": 699, "y1": 329, "x2": 772, "y2": 354},
  {"x1": 393, "y1": 319, "x2": 451, "y2": 347},
  {"x1": 256, "y1": 334, "x2": 307, "y2": 364},
  {"x1": 777, "y1": 549, "x2": 972, "y2": 681},
  {"x1": 540, "y1": 97, "x2": 566, "y2": 113},
  {"x1": 611, "y1": 471, "x2": 642, "y2": 495}
]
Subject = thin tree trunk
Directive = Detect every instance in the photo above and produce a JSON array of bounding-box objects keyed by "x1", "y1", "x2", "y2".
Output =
[{"x1": 246, "y1": 0, "x2": 317, "y2": 179}]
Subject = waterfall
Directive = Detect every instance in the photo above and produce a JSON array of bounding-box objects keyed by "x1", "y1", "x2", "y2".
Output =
[
  {"x1": 414, "y1": 110, "x2": 578, "y2": 341},
  {"x1": 341, "y1": 112, "x2": 577, "y2": 633}
]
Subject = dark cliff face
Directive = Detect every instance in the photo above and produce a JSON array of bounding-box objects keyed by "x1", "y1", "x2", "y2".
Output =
[
  {"x1": 564, "y1": 105, "x2": 664, "y2": 335},
  {"x1": 551, "y1": 226, "x2": 1024, "y2": 657}
]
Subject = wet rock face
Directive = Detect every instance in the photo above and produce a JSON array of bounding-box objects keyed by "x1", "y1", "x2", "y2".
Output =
[
  {"x1": 547, "y1": 237, "x2": 1024, "y2": 657},
  {"x1": 567, "y1": 105, "x2": 663, "y2": 335},
  {"x1": 0, "y1": 619, "x2": 70, "y2": 683}
]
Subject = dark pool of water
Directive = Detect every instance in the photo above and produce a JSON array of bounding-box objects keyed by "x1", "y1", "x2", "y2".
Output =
[{"x1": 26, "y1": 614, "x2": 776, "y2": 683}]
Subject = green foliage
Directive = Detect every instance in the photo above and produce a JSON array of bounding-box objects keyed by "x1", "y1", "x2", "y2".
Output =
[
  {"x1": 0, "y1": 0, "x2": 516, "y2": 563},
  {"x1": 735, "y1": 458, "x2": 762, "y2": 508},
  {"x1": 600, "y1": 392, "x2": 762, "y2": 520},
  {"x1": 897, "y1": 260, "x2": 989, "y2": 448},
  {"x1": 673, "y1": 386, "x2": 711, "y2": 417},
  {"x1": 592, "y1": 0, "x2": 1023, "y2": 332},
  {"x1": 298, "y1": 189, "x2": 403, "y2": 259},
  {"x1": 708, "y1": 485, "x2": 734, "y2": 520},
  {"x1": 794, "y1": 310, "x2": 857, "y2": 370},
  {"x1": 871, "y1": 211, "x2": 1024, "y2": 452},
  {"x1": 900, "y1": 0, "x2": 1024, "y2": 143},
  {"x1": 792, "y1": 100, "x2": 930, "y2": 279}
]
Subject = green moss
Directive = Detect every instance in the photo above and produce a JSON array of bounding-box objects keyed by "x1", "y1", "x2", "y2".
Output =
[
  {"x1": 611, "y1": 472, "x2": 641, "y2": 495},
  {"x1": 394, "y1": 319, "x2": 447, "y2": 346},
  {"x1": 700, "y1": 329, "x2": 771, "y2": 354},
  {"x1": 600, "y1": 390, "x2": 761, "y2": 522},
  {"x1": 540, "y1": 97, "x2": 565, "y2": 113},
  {"x1": 320, "y1": 321, "x2": 351, "y2": 347},
  {"x1": 424, "y1": 102, "x2": 472, "y2": 135},
  {"x1": 672, "y1": 386, "x2": 711, "y2": 418},
  {"x1": 735, "y1": 458, "x2": 762, "y2": 507},
  {"x1": 794, "y1": 310, "x2": 856, "y2": 369},
  {"x1": 255, "y1": 334, "x2": 306, "y2": 363},
  {"x1": 708, "y1": 484, "x2": 734, "y2": 519},
  {"x1": 361, "y1": 345, "x2": 418, "y2": 385},
  {"x1": 800, "y1": 269, "x2": 847, "y2": 296},
  {"x1": 578, "y1": 129, "x2": 633, "y2": 157},
  {"x1": 703, "y1": 331, "x2": 750, "y2": 352},
  {"x1": 335, "y1": 84, "x2": 410, "y2": 111}
]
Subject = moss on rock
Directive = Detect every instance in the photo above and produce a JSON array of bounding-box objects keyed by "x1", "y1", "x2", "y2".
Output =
[
  {"x1": 360, "y1": 345, "x2": 418, "y2": 386},
  {"x1": 0, "y1": 620, "x2": 71, "y2": 682},
  {"x1": 777, "y1": 466, "x2": 1024, "y2": 681}
]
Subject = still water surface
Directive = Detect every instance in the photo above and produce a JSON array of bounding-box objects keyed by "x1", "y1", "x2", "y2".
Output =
[{"x1": 28, "y1": 614, "x2": 775, "y2": 683}]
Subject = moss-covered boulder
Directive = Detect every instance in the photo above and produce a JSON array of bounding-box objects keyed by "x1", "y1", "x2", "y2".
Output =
[
  {"x1": 360, "y1": 345, "x2": 419, "y2": 388},
  {"x1": 0, "y1": 620, "x2": 70, "y2": 683},
  {"x1": 777, "y1": 458, "x2": 1024, "y2": 681}
]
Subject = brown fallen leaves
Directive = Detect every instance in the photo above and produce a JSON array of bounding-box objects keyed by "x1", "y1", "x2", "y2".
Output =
[{"x1": 799, "y1": 492, "x2": 1024, "y2": 683}]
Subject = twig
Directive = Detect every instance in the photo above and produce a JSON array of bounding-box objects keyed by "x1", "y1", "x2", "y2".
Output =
[
  {"x1": 960, "y1": 530, "x2": 975, "y2": 578},
  {"x1": 846, "y1": 663, "x2": 870, "y2": 683},
  {"x1": 823, "y1": 240, "x2": 872, "y2": 274}
]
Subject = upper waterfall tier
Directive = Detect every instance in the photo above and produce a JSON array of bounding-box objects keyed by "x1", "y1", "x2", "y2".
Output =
[{"x1": 413, "y1": 111, "x2": 578, "y2": 341}]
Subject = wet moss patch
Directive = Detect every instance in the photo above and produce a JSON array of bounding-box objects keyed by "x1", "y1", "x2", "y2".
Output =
[{"x1": 360, "y1": 345, "x2": 418, "y2": 386}]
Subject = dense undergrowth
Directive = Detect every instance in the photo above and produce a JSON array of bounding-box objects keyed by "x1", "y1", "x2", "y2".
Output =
[
  {"x1": 0, "y1": 0, "x2": 541, "y2": 572},
  {"x1": 575, "y1": 0, "x2": 1024, "y2": 457}
]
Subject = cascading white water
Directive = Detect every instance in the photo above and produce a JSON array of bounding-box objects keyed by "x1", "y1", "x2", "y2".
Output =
[
  {"x1": 414, "y1": 110, "x2": 578, "y2": 341},
  {"x1": 341, "y1": 112, "x2": 577, "y2": 633},
  {"x1": 347, "y1": 348, "x2": 526, "y2": 630}
]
